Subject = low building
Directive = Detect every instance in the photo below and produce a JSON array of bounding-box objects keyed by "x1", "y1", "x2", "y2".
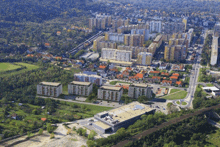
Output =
[
  {"x1": 149, "y1": 71, "x2": 160, "y2": 76},
  {"x1": 98, "y1": 86, "x2": 123, "y2": 102},
  {"x1": 128, "y1": 83, "x2": 152, "y2": 99},
  {"x1": 159, "y1": 63, "x2": 168, "y2": 70},
  {"x1": 161, "y1": 80, "x2": 172, "y2": 86},
  {"x1": 93, "y1": 102, "x2": 155, "y2": 133},
  {"x1": 37, "y1": 82, "x2": 62, "y2": 97},
  {"x1": 176, "y1": 81, "x2": 183, "y2": 87},
  {"x1": 68, "y1": 81, "x2": 93, "y2": 96},
  {"x1": 172, "y1": 64, "x2": 185, "y2": 71}
]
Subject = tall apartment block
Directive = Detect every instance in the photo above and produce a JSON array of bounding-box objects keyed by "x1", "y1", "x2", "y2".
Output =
[
  {"x1": 68, "y1": 81, "x2": 93, "y2": 96},
  {"x1": 112, "y1": 19, "x2": 129, "y2": 32},
  {"x1": 210, "y1": 36, "x2": 219, "y2": 66},
  {"x1": 131, "y1": 29, "x2": 150, "y2": 41},
  {"x1": 105, "y1": 33, "x2": 124, "y2": 43},
  {"x1": 117, "y1": 45, "x2": 150, "y2": 58},
  {"x1": 124, "y1": 34, "x2": 144, "y2": 47},
  {"x1": 117, "y1": 24, "x2": 149, "y2": 34},
  {"x1": 128, "y1": 84, "x2": 152, "y2": 99},
  {"x1": 98, "y1": 86, "x2": 123, "y2": 102},
  {"x1": 163, "y1": 22, "x2": 185, "y2": 34},
  {"x1": 74, "y1": 73, "x2": 102, "y2": 86},
  {"x1": 89, "y1": 14, "x2": 112, "y2": 30},
  {"x1": 214, "y1": 22, "x2": 220, "y2": 37},
  {"x1": 137, "y1": 52, "x2": 152, "y2": 65},
  {"x1": 37, "y1": 82, "x2": 62, "y2": 97},
  {"x1": 164, "y1": 33, "x2": 188, "y2": 61},
  {"x1": 101, "y1": 48, "x2": 132, "y2": 62},
  {"x1": 149, "y1": 21, "x2": 162, "y2": 33}
]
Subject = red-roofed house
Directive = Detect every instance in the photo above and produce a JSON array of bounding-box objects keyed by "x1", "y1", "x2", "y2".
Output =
[
  {"x1": 176, "y1": 81, "x2": 183, "y2": 87},
  {"x1": 152, "y1": 76, "x2": 161, "y2": 82},
  {"x1": 116, "y1": 74, "x2": 123, "y2": 79},
  {"x1": 26, "y1": 54, "x2": 34, "y2": 57},
  {"x1": 57, "y1": 31, "x2": 61, "y2": 36},
  {"x1": 161, "y1": 72, "x2": 169, "y2": 77},
  {"x1": 99, "y1": 65, "x2": 106, "y2": 69},
  {"x1": 172, "y1": 73, "x2": 180, "y2": 77},
  {"x1": 161, "y1": 80, "x2": 172, "y2": 86},
  {"x1": 135, "y1": 73, "x2": 143, "y2": 79},
  {"x1": 41, "y1": 118, "x2": 47, "y2": 122},
  {"x1": 149, "y1": 71, "x2": 160, "y2": 76},
  {"x1": 170, "y1": 76, "x2": 179, "y2": 83},
  {"x1": 126, "y1": 67, "x2": 132, "y2": 71},
  {"x1": 55, "y1": 57, "x2": 63, "y2": 60},
  {"x1": 44, "y1": 43, "x2": 51, "y2": 47}
]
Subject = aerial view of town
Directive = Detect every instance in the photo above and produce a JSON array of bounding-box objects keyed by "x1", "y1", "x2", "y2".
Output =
[{"x1": 0, "y1": 0, "x2": 220, "y2": 147}]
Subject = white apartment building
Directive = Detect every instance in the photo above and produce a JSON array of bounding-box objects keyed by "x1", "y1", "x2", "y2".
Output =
[
  {"x1": 37, "y1": 82, "x2": 62, "y2": 97},
  {"x1": 68, "y1": 81, "x2": 93, "y2": 96},
  {"x1": 98, "y1": 86, "x2": 123, "y2": 102},
  {"x1": 74, "y1": 73, "x2": 102, "y2": 86},
  {"x1": 101, "y1": 48, "x2": 132, "y2": 62},
  {"x1": 128, "y1": 83, "x2": 152, "y2": 99},
  {"x1": 149, "y1": 21, "x2": 162, "y2": 33}
]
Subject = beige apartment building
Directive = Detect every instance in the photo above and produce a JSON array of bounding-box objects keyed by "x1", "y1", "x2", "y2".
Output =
[
  {"x1": 68, "y1": 81, "x2": 93, "y2": 96},
  {"x1": 128, "y1": 83, "x2": 152, "y2": 99},
  {"x1": 98, "y1": 86, "x2": 123, "y2": 102},
  {"x1": 37, "y1": 82, "x2": 62, "y2": 97},
  {"x1": 137, "y1": 52, "x2": 152, "y2": 65}
]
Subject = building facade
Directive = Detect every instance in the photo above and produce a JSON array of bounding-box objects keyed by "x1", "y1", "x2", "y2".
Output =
[
  {"x1": 68, "y1": 81, "x2": 93, "y2": 96},
  {"x1": 149, "y1": 21, "x2": 162, "y2": 33},
  {"x1": 137, "y1": 52, "x2": 152, "y2": 65},
  {"x1": 37, "y1": 82, "x2": 62, "y2": 97},
  {"x1": 74, "y1": 73, "x2": 102, "y2": 86},
  {"x1": 98, "y1": 86, "x2": 123, "y2": 101},
  {"x1": 163, "y1": 22, "x2": 185, "y2": 34},
  {"x1": 128, "y1": 84, "x2": 152, "y2": 99},
  {"x1": 101, "y1": 48, "x2": 132, "y2": 62}
]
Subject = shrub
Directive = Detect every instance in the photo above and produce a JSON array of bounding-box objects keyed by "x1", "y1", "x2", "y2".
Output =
[
  {"x1": 50, "y1": 132, "x2": 55, "y2": 139},
  {"x1": 38, "y1": 128, "x2": 43, "y2": 135}
]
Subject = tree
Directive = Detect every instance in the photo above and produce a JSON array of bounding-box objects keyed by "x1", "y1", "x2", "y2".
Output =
[
  {"x1": 38, "y1": 128, "x2": 43, "y2": 135},
  {"x1": 138, "y1": 95, "x2": 148, "y2": 103},
  {"x1": 47, "y1": 123, "x2": 54, "y2": 133}
]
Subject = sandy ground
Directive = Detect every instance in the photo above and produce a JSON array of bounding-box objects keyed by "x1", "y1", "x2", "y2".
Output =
[{"x1": 13, "y1": 123, "x2": 87, "y2": 147}]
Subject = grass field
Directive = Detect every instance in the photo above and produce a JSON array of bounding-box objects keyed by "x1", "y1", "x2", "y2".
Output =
[
  {"x1": 170, "y1": 89, "x2": 181, "y2": 94},
  {"x1": 206, "y1": 129, "x2": 220, "y2": 147},
  {"x1": 182, "y1": 102, "x2": 187, "y2": 105},
  {"x1": 206, "y1": 83, "x2": 214, "y2": 87},
  {"x1": 0, "y1": 63, "x2": 22, "y2": 72},
  {"x1": 0, "y1": 62, "x2": 39, "y2": 77},
  {"x1": 163, "y1": 90, "x2": 188, "y2": 100},
  {"x1": 176, "y1": 101, "x2": 180, "y2": 104},
  {"x1": 110, "y1": 81, "x2": 131, "y2": 85}
]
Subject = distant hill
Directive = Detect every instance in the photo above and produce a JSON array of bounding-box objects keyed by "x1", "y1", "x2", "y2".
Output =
[{"x1": 0, "y1": 0, "x2": 108, "y2": 23}]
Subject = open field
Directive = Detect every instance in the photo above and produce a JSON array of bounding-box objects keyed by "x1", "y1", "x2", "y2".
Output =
[
  {"x1": 0, "y1": 62, "x2": 40, "y2": 77},
  {"x1": 162, "y1": 90, "x2": 188, "y2": 100},
  {"x1": 170, "y1": 89, "x2": 181, "y2": 94},
  {"x1": 0, "y1": 63, "x2": 22, "y2": 72},
  {"x1": 206, "y1": 83, "x2": 214, "y2": 87}
]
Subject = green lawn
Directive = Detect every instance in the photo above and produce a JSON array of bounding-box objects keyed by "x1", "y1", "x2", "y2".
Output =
[
  {"x1": 176, "y1": 101, "x2": 180, "y2": 104},
  {"x1": 170, "y1": 89, "x2": 181, "y2": 94},
  {"x1": 110, "y1": 81, "x2": 131, "y2": 85},
  {"x1": 163, "y1": 90, "x2": 188, "y2": 100},
  {"x1": 0, "y1": 63, "x2": 22, "y2": 72},
  {"x1": 182, "y1": 102, "x2": 187, "y2": 105},
  {"x1": 0, "y1": 62, "x2": 40, "y2": 77},
  {"x1": 62, "y1": 85, "x2": 68, "y2": 95},
  {"x1": 206, "y1": 129, "x2": 220, "y2": 146},
  {"x1": 206, "y1": 83, "x2": 214, "y2": 87}
]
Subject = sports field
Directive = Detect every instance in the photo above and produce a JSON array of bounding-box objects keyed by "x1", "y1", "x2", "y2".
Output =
[{"x1": 0, "y1": 63, "x2": 22, "y2": 72}]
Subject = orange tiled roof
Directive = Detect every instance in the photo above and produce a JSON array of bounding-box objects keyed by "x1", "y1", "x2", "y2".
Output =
[
  {"x1": 152, "y1": 76, "x2": 161, "y2": 80},
  {"x1": 161, "y1": 80, "x2": 172, "y2": 84},
  {"x1": 161, "y1": 72, "x2": 169, "y2": 76},
  {"x1": 56, "y1": 57, "x2": 62, "y2": 60},
  {"x1": 150, "y1": 71, "x2": 160, "y2": 74},
  {"x1": 44, "y1": 43, "x2": 50, "y2": 46},
  {"x1": 26, "y1": 54, "x2": 34, "y2": 57},
  {"x1": 41, "y1": 118, "x2": 47, "y2": 121},
  {"x1": 135, "y1": 73, "x2": 143, "y2": 79},
  {"x1": 172, "y1": 73, "x2": 180, "y2": 76},
  {"x1": 117, "y1": 74, "x2": 123, "y2": 79},
  {"x1": 176, "y1": 81, "x2": 183, "y2": 85},
  {"x1": 99, "y1": 65, "x2": 106, "y2": 69},
  {"x1": 170, "y1": 76, "x2": 178, "y2": 80},
  {"x1": 126, "y1": 67, "x2": 132, "y2": 70}
]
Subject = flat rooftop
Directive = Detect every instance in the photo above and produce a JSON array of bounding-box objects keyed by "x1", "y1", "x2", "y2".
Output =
[
  {"x1": 70, "y1": 81, "x2": 91, "y2": 86},
  {"x1": 96, "y1": 102, "x2": 154, "y2": 125},
  {"x1": 203, "y1": 87, "x2": 219, "y2": 91},
  {"x1": 40, "y1": 82, "x2": 61, "y2": 87},
  {"x1": 94, "y1": 121, "x2": 111, "y2": 129},
  {"x1": 100, "y1": 86, "x2": 122, "y2": 91},
  {"x1": 130, "y1": 83, "x2": 149, "y2": 88}
]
